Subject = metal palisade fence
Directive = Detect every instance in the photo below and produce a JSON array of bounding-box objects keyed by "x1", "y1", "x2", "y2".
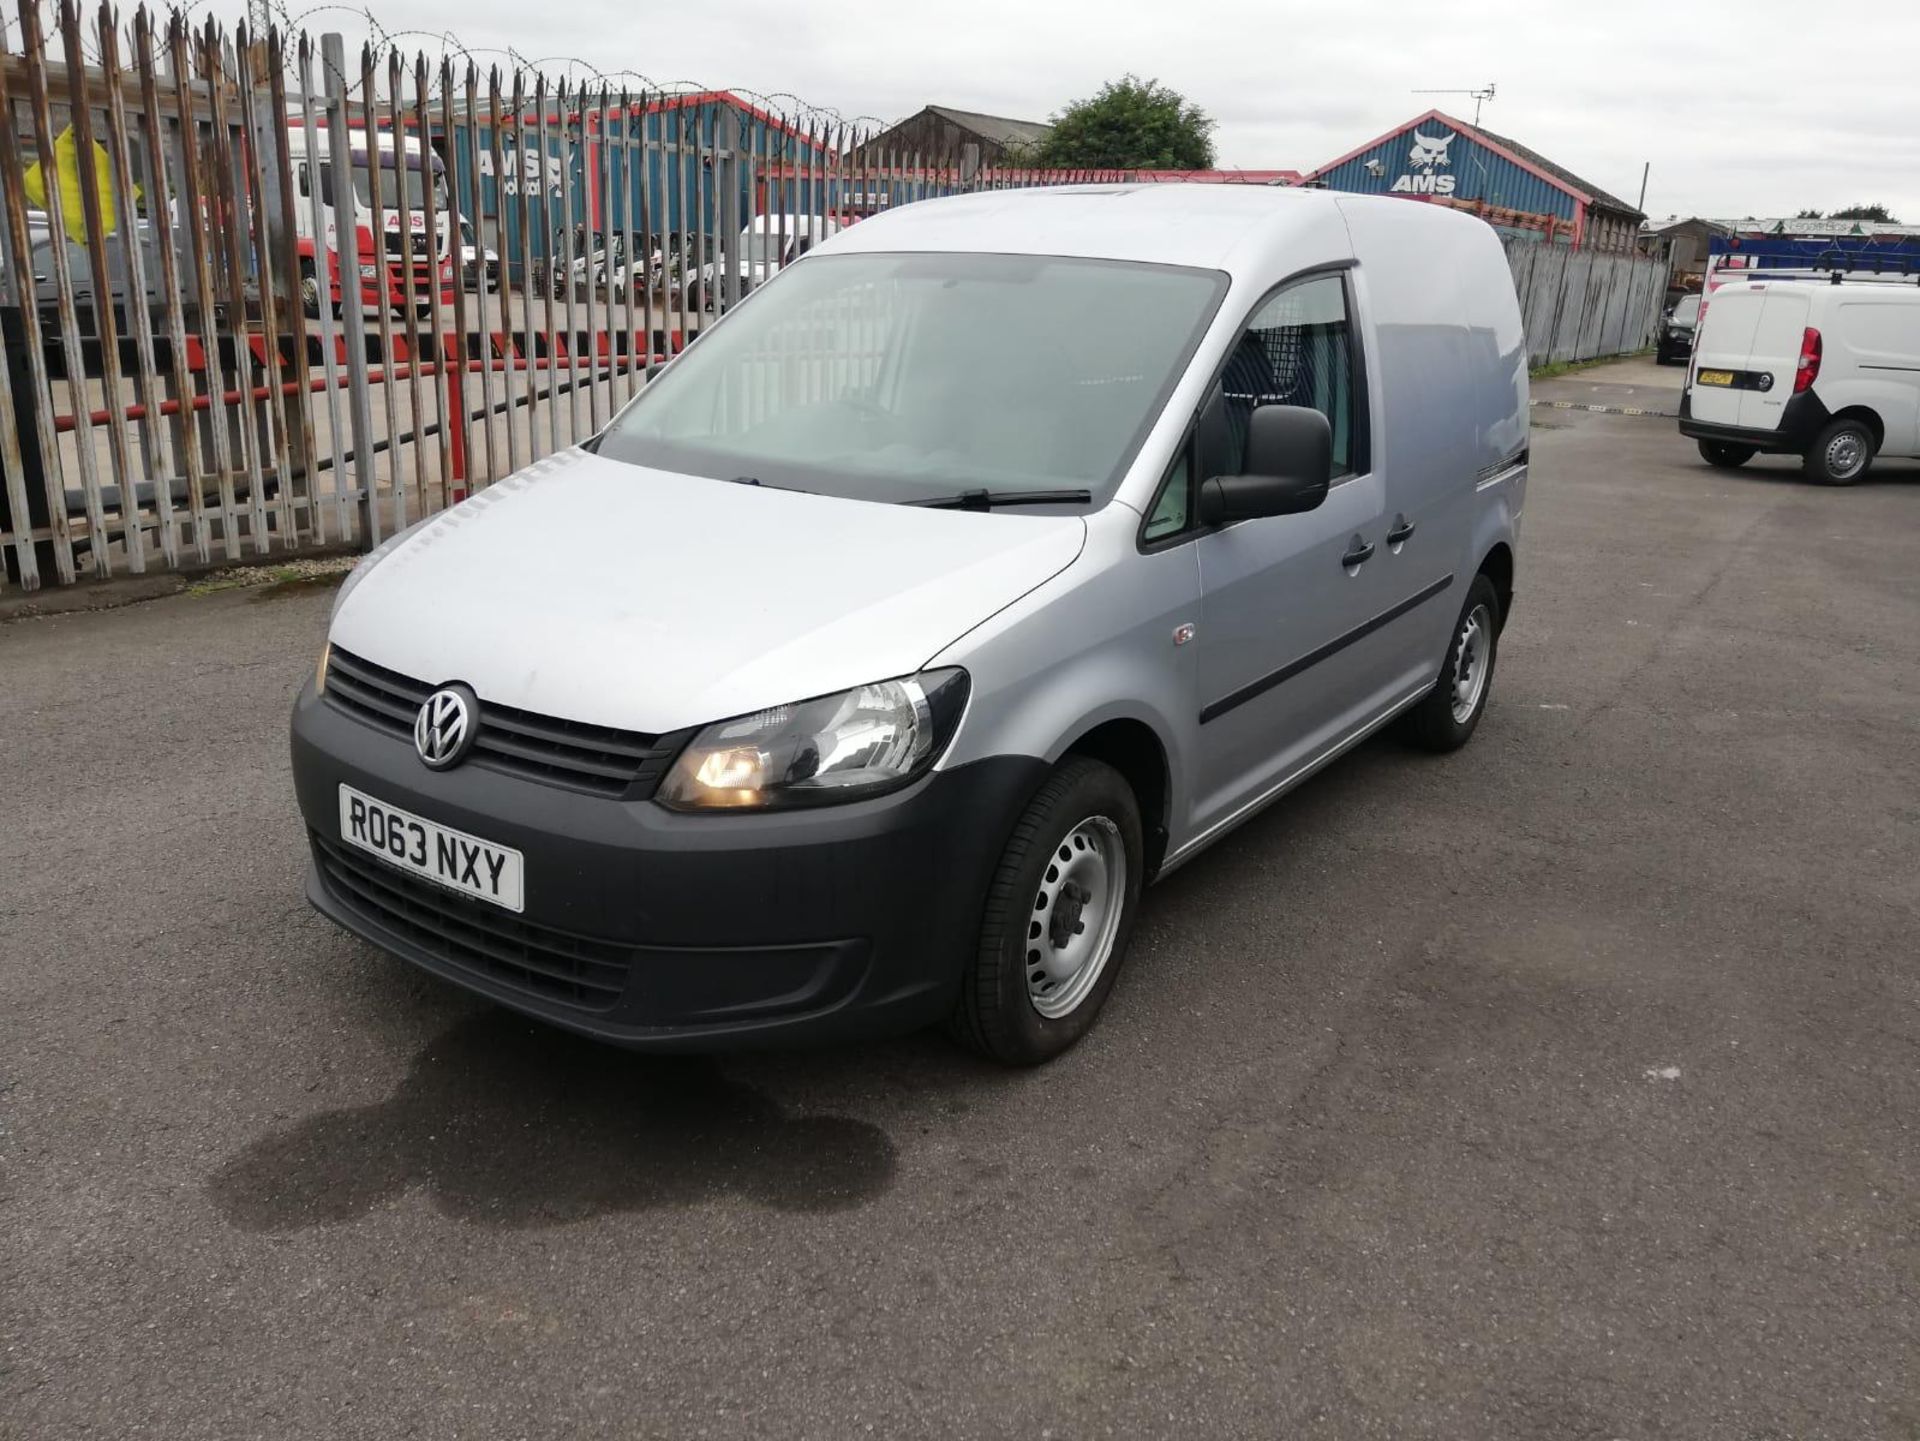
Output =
[
  {"x1": 0, "y1": 1, "x2": 1146, "y2": 591},
  {"x1": 0, "y1": 2, "x2": 1670, "y2": 592}
]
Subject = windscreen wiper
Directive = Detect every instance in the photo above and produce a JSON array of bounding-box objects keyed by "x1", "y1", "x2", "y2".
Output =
[{"x1": 904, "y1": 488, "x2": 1093, "y2": 511}]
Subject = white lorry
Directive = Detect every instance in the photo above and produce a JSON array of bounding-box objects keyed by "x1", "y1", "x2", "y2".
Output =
[{"x1": 283, "y1": 124, "x2": 456, "y2": 318}]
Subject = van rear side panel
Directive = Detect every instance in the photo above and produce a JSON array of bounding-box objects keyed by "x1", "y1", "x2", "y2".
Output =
[
  {"x1": 1335, "y1": 196, "x2": 1527, "y2": 680},
  {"x1": 1335, "y1": 197, "x2": 1527, "y2": 538},
  {"x1": 1834, "y1": 298, "x2": 1920, "y2": 456}
]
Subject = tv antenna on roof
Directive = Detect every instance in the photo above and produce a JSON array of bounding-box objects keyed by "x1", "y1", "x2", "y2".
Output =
[{"x1": 1412, "y1": 82, "x2": 1497, "y2": 127}]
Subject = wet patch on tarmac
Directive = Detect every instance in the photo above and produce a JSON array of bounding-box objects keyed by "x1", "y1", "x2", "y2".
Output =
[{"x1": 208, "y1": 1010, "x2": 898, "y2": 1230}]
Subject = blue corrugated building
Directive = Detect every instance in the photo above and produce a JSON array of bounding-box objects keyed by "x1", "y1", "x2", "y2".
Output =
[
  {"x1": 1306, "y1": 109, "x2": 1643, "y2": 252},
  {"x1": 436, "y1": 91, "x2": 844, "y2": 275}
]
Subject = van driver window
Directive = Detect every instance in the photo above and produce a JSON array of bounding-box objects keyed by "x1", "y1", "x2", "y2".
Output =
[{"x1": 1220, "y1": 274, "x2": 1359, "y2": 479}]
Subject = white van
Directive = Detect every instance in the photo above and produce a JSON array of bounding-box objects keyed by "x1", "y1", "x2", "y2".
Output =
[
  {"x1": 1680, "y1": 276, "x2": 1920, "y2": 483},
  {"x1": 292, "y1": 186, "x2": 1527, "y2": 1065}
]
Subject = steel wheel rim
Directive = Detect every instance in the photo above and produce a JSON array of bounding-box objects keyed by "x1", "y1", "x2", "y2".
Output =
[
  {"x1": 1025, "y1": 815, "x2": 1125, "y2": 1020},
  {"x1": 1451, "y1": 604, "x2": 1492, "y2": 724},
  {"x1": 1827, "y1": 432, "x2": 1865, "y2": 478}
]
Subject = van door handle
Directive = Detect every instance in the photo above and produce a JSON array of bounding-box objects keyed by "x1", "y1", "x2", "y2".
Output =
[
  {"x1": 1386, "y1": 519, "x2": 1416, "y2": 546},
  {"x1": 1342, "y1": 538, "x2": 1375, "y2": 567}
]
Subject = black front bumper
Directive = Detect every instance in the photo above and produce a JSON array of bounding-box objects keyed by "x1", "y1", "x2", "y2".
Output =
[
  {"x1": 291, "y1": 682, "x2": 1045, "y2": 1049},
  {"x1": 1677, "y1": 389, "x2": 1830, "y2": 453}
]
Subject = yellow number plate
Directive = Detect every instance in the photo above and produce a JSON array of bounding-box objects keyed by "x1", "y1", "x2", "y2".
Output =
[{"x1": 1697, "y1": 369, "x2": 1734, "y2": 386}]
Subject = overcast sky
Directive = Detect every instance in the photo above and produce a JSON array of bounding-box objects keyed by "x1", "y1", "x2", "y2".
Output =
[{"x1": 255, "y1": 0, "x2": 1918, "y2": 222}]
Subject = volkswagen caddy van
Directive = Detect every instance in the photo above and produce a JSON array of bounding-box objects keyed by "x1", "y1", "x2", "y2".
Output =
[
  {"x1": 1680, "y1": 275, "x2": 1920, "y2": 483},
  {"x1": 292, "y1": 186, "x2": 1528, "y2": 1065}
]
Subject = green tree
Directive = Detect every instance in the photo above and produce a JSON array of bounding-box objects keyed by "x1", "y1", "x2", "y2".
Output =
[
  {"x1": 1828, "y1": 203, "x2": 1900, "y2": 223},
  {"x1": 1034, "y1": 76, "x2": 1216, "y2": 170},
  {"x1": 1794, "y1": 208, "x2": 1824, "y2": 219}
]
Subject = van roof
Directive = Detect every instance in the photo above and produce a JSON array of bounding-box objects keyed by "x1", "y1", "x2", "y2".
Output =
[
  {"x1": 823, "y1": 183, "x2": 1482, "y2": 275},
  {"x1": 1713, "y1": 277, "x2": 1920, "y2": 306}
]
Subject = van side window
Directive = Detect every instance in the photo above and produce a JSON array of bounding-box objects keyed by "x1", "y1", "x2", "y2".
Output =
[
  {"x1": 1221, "y1": 274, "x2": 1361, "y2": 479},
  {"x1": 297, "y1": 162, "x2": 309, "y2": 199}
]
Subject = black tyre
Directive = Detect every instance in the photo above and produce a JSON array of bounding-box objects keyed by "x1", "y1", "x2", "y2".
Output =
[
  {"x1": 951, "y1": 757, "x2": 1144, "y2": 1066},
  {"x1": 1698, "y1": 439, "x2": 1756, "y2": 468},
  {"x1": 1401, "y1": 573, "x2": 1501, "y2": 753},
  {"x1": 1803, "y1": 417, "x2": 1875, "y2": 485},
  {"x1": 299, "y1": 263, "x2": 321, "y2": 320}
]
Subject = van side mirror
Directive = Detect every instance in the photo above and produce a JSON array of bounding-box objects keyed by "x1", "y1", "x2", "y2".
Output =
[{"x1": 1198, "y1": 405, "x2": 1332, "y2": 525}]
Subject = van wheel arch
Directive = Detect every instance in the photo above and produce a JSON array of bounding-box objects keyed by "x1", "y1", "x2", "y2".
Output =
[
  {"x1": 1061, "y1": 718, "x2": 1171, "y2": 880},
  {"x1": 1829, "y1": 406, "x2": 1885, "y2": 449},
  {"x1": 1477, "y1": 542, "x2": 1515, "y2": 634}
]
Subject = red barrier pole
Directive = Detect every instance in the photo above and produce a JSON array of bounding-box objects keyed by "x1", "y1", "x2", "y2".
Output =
[{"x1": 446, "y1": 363, "x2": 468, "y2": 500}]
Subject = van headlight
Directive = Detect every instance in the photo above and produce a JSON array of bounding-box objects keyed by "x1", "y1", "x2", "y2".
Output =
[{"x1": 658, "y1": 670, "x2": 969, "y2": 811}]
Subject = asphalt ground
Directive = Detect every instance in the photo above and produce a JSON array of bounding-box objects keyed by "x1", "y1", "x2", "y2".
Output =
[
  {"x1": 1529, "y1": 354, "x2": 1690, "y2": 415},
  {"x1": 4, "y1": 359, "x2": 1918, "y2": 1439}
]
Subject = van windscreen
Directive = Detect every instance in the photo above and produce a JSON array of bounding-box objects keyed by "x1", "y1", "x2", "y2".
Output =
[{"x1": 593, "y1": 251, "x2": 1228, "y2": 507}]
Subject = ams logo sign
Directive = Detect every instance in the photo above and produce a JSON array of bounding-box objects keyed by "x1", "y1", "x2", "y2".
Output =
[{"x1": 1389, "y1": 129, "x2": 1458, "y2": 195}]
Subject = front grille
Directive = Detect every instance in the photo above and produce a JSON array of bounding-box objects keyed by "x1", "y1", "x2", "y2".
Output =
[
  {"x1": 324, "y1": 647, "x2": 682, "y2": 798},
  {"x1": 313, "y1": 833, "x2": 631, "y2": 1011}
]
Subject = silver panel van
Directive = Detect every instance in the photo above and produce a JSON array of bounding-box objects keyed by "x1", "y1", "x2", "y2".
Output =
[{"x1": 291, "y1": 185, "x2": 1528, "y2": 1064}]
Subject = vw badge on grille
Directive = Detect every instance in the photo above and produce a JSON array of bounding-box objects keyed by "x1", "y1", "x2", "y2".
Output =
[{"x1": 414, "y1": 684, "x2": 478, "y2": 770}]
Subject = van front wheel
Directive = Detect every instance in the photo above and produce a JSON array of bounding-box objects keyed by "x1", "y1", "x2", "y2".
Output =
[
  {"x1": 951, "y1": 757, "x2": 1143, "y2": 1066},
  {"x1": 1698, "y1": 440, "x2": 1755, "y2": 468},
  {"x1": 1401, "y1": 574, "x2": 1501, "y2": 753},
  {"x1": 1804, "y1": 419, "x2": 1875, "y2": 485}
]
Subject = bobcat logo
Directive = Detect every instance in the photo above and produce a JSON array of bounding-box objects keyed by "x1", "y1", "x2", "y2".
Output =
[
  {"x1": 1408, "y1": 130, "x2": 1455, "y2": 174},
  {"x1": 1391, "y1": 128, "x2": 1460, "y2": 195}
]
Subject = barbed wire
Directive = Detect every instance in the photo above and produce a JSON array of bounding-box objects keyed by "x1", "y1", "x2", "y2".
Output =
[
  {"x1": 3, "y1": 0, "x2": 893, "y2": 133},
  {"x1": 0, "y1": 0, "x2": 886, "y2": 131}
]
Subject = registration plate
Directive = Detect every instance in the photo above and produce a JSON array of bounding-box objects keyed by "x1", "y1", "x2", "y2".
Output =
[
  {"x1": 338, "y1": 784, "x2": 525, "y2": 912},
  {"x1": 1696, "y1": 369, "x2": 1734, "y2": 386}
]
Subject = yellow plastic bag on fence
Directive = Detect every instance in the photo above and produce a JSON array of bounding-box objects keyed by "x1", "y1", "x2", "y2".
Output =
[{"x1": 23, "y1": 124, "x2": 136, "y2": 246}]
